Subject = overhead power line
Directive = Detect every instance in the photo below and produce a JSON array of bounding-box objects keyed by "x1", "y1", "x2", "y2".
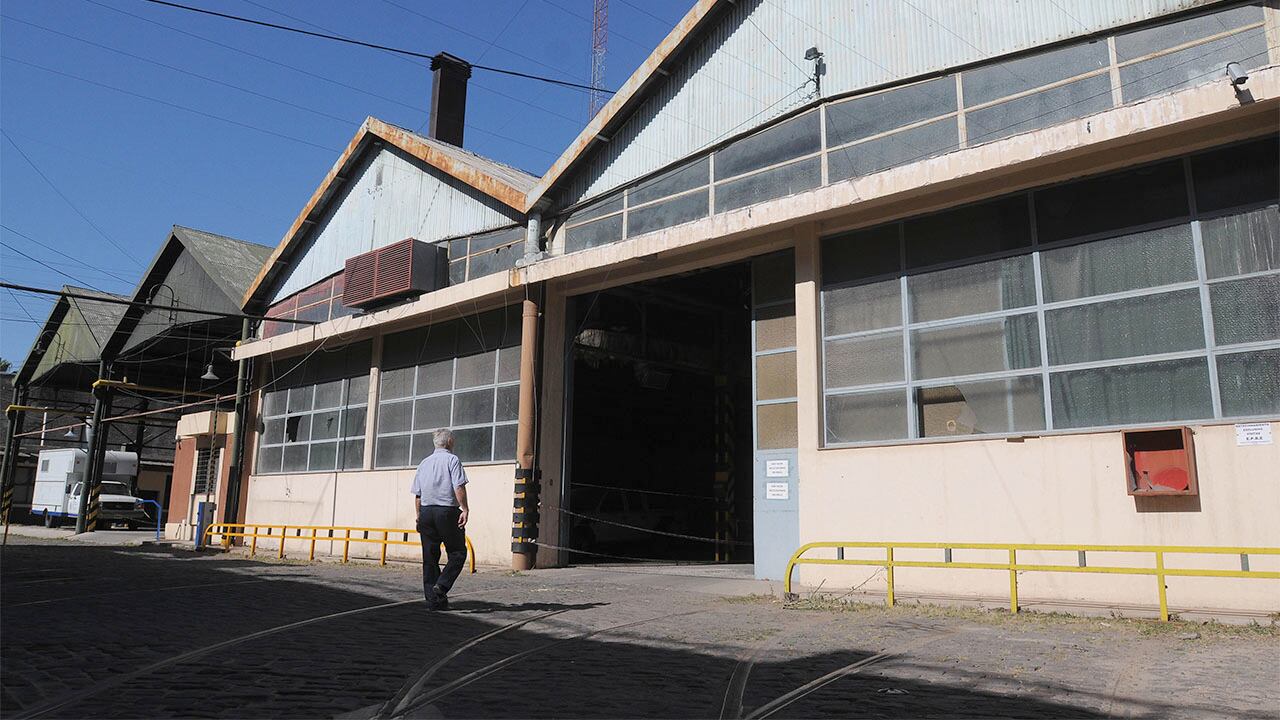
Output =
[
  {"x1": 140, "y1": 0, "x2": 615, "y2": 95},
  {"x1": 0, "y1": 241, "x2": 104, "y2": 291},
  {"x1": 0, "y1": 282, "x2": 319, "y2": 325},
  {"x1": 0, "y1": 223, "x2": 138, "y2": 287}
]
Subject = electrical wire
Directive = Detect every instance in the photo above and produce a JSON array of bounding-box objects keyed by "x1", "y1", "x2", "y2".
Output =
[
  {"x1": 0, "y1": 241, "x2": 103, "y2": 291},
  {"x1": 0, "y1": 223, "x2": 137, "y2": 287},
  {"x1": 139, "y1": 0, "x2": 613, "y2": 95},
  {"x1": 0, "y1": 131, "x2": 145, "y2": 267}
]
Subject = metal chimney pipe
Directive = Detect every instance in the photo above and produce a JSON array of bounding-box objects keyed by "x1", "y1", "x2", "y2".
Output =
[{"x1": 429, "y1": 52, "x2": 472, "y2": 147}]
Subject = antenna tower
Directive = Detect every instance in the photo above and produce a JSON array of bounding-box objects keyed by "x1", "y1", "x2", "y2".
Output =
[{"x1": 590, "y1": 0, "x2": 609, "y2": 117}]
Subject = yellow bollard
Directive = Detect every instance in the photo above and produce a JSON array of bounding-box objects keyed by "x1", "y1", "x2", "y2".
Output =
[
  {"x1": 278, "y1": 525, "x2": 287, "y2": 559},
  {"x1": 309, "y1": 528, "x2": 317, "y2": 561},
  {"x1": 250, "y1": 525, "x2": 258, "y2": 557},
  {"x1": 1156, "y1": 550, "x2": 1169, "y2": 621},
  {"x1": 343, "y1": 529, "x2": 351, "y2": 563},
  {"x1": 1009, "y1": 548, "x2": 1019, "y2": 614},
  {"x1": 885, "y1": 545, "x2": 895, "y2": 607},
  {"x1": 380, "y1": 531, "x2": 388, "y2": 566}
]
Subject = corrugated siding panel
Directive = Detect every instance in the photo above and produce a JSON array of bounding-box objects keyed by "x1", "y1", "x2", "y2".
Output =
[
  {"x1": 272, "y1": 146, "x2": 523, "y2": 302},
  {"x1": 562, "y1": 0, "x2": 1214, "y2": 205}
]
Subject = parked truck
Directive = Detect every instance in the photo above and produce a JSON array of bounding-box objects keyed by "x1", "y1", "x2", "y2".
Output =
[{"x1": 31, "y1": 449, "x2": 150, "y2": 529}]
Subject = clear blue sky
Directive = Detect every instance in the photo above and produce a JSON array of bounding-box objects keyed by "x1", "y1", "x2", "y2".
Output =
[{"x1": 0, "y1": 0, "x2": 690, "y2": 366}]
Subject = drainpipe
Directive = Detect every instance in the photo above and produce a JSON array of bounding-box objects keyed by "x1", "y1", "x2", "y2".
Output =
[
  {"x1": 2, "y1": 386, "x2": 29, "y2": 546},
  {"x1": 511, "y1": 289, "x2": 543, "y2": 570},
  {"x1": 222, "y1": 319, "x2": 252, "y2": 532}
]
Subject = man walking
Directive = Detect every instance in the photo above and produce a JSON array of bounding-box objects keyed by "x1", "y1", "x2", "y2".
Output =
[{"x1": 410, "y1": 428, "x2": 470, "y2": 610}]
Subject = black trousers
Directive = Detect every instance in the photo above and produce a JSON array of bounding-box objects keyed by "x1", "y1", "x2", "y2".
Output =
[{"x1": 417, "y1": 505, "x2": 466, "y2": 600}]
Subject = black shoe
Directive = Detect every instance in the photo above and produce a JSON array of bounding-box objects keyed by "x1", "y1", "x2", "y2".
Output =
[{"x1": 432, "y1": 587, "x2": 450, "y2": 611}]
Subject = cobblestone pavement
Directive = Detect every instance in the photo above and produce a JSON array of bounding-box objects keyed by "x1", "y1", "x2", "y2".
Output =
[{"x1": 1, "y1": 537, "x2": 1277, "y2": 719}]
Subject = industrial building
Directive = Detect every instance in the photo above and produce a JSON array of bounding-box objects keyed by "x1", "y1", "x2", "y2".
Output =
[{"x1": 158, "y1": 0, "x2": 1277, "y2": 614}]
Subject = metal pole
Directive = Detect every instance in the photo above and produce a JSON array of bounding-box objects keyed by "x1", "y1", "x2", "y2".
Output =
[
  {"x1": 222, "y1": 319, "x2": 252, "y2": 530},
  {"x1": 512, "y1": 293, "x2": 541, "y2": 571},
  {"x1": 2, "y1": 387, "x2": 29, "y2": 547},
  {"x1": 76, "y1": 361, "x2": 111, "y2": 534}
]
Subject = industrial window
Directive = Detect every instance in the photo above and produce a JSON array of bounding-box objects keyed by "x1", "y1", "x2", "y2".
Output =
[
  {"x1": 374, "y1": 306, "x2": 521, "y2": 468},
  {"x1": 820, "y1": 136, "x2": 1280, "y2": 446},
  {"x1": 192, "y1": 447, "x2": 216, "y2": 495},
  {"x1": 447, "y1": 225, "x2": 525, "y2": 284},
  {"x1": 262, "y1": 274, "x2": 355, "y2": 339},
  {"x1": 752, "y1": 253, "x2": 798, "y2": 450},
  {"x1": 255, "y1": 341, "x2": 372, "y2": 474}
]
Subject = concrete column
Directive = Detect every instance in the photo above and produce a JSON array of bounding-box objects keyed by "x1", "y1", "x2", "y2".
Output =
[{"x1": 793, "y1": 224, "x2": 822, "y2": 455}]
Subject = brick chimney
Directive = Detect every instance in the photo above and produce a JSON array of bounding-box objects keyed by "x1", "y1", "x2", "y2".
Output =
[{"x1": 429, "y1": 52, "x2": 471, "y2": 147}]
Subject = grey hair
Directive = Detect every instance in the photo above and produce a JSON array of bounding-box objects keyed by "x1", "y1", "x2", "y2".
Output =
[{"x1": 433, "y1": 428, "x2": 454, "y2": 448}]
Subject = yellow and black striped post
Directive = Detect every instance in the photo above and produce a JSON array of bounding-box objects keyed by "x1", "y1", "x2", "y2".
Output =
[
  {"x1": 2, "y1": 395, "x2": 29, "y2": 546},
  {"x1": 85, "y1": 481, "x2": 102, "y2": 532}
]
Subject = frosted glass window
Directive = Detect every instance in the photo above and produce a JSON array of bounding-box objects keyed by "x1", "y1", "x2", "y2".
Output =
[
  {"x1": 629, "y1": 157, "x2": 709, "y2": 206},
  {"x1": 412, "y1": 396, "x2": 451, "y2": 432},
  {"x1": 1217, "y1": 349, "x2": 1280, "y2": 418},
  {"x1": 964, "y1": 41, "x2": 1107, "y2": 106},
  {"x1": 714, "y1": 111, "x2": 819, "y2": 179},
  {"x1": 378, "y1": 401, "x2": 412, "y2": 434},
  {"x1": 416, "y1": 359, "x2": 453, "y2": 395},
  {"x1": 565, "y1": 214, "x2": 623, "y2": 254},
  {"x1": 756, "y1": 352, "x2": 797, "y2": 401},
  {"x1": 310, "y1": 410, "x2": 340, "y2": 441},
  {"x1": 1114, "y1": 3, "x2": 1263, "y2": 61},
  {"x1": 1201, "y1": 206, "x2": 1280, "y2": 279},
  {"x1": 627, "y1": 191, "x2": 709, "y2": 237},
  {"x1": 454, "y1": 351, "x2": 496, "y2": 389},
  {"x1": 754, "y1": 304, "x2": 796, "y2": 352},
  {"x1": 308, "y1": 442, "x2": 337, "y2": 472},
  {"x1": 313, "y1": 380, "x2": 344, "y2": 409},
  {"x1": 453, "y1": 427, "x2": 493, "y2": 463},
  {"x1": 827, "y1": 118, "x2": 957, "y2": 181},
  {"x1": 287, "y1": 386, "x2": 313, "y2": 413},
  {"x1": 340, "y1": 440, "x2": 363, "y2": 470},
  {"x1": 917, "y1": 376, "x2": 1045, "y2": 437},
  {"x1": 826, "y1": 75, "x2": 956, "y2": 148},
  {"x1": 495, "y1": 385, "x2": 520, "y2": 422},
  {"x1": 1050, "y1": 358, "x2": 1212, "y2": 428},
  {"x1": 966, "y1": 74, "x2": 1111, "y2": 145},
  {"x1": 283, "y1": 445, "x2": 309, "y2": 472},
  {"x1": 375, "y1": 435, "x2": 410, "y2": 469},
  {"x1": 715, "y1": 157, "x2": 821, "y2": 213},
  {"x1": 826, "y1": 391, "x2": 907, "y2": 443},
  {"x1": 908, "y1": 255, "x2": 1035, "y2": 322},
  {"x1": 823, "y1": 279, "x2": 901, "y2": 336},
  {"x1": 453, "y1": 389, "x2": 495, "y2": 427},
  {"x1": 824, "y1": 333, "x2": 904, "y2": 388},
  {"x1": 1040, "y1": 225, "x2": 1196, "y2": 301},
  {"x1": 1045, "y1": 289, "x2": 1205, "y2": 365},
  {"x1": 1119, "y1": 27, "x2": 1268, "y2": 102},
  {"x1": 379, "y1": 366, "x2": 415, "y2": 400},
  {"x1": 911, "y1": 315, "x2": 1040, "y2": 380},
  {"x1": 494, "y1": 424, "x2": 519, "y2": 460},
  {"x1": 757, "y1": 402, "x2": 798, "y2": 449},
  {"x1": 1210, "y1": 275, "x2": 1280, "y2": 346}
]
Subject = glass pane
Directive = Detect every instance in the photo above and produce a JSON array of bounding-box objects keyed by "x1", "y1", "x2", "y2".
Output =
[
  {"x1": 630, "y1": 157, "x2": 709, "y2": 206},
  {"x1": 282, "y1": 444, "x2": 309, "y2": 472},
  {"x1": 1046, "y1": 289, "x2": 1205, "y2": 365},
  {"x1": 494, "y1": 423, "x2": 519, "y2": 461},
  {"x1": 917, "y1": 375, "x2": 1046, "y2": 437},
  {"x1": 909, "y1": 255, "x2": 1035, "y2": 322},
  {"x1": 821, "y1": 224, "x2": 900, "y2": 288},
  {"x1": 1040, "y1": 224, "x2": 1196, "y2": 301},
  {"x1": 754, "y1": 303, "x2": 796, "y2": 351},
  {"x1": 262, "y1": 390, "x2": 286, "y2": 417},
  {"x1": 965, "y1": 74, "x2": 1111, "y2": 145},
  {"x1": 413, "y1": 395, "x2": 452, "y2": 431},
  {"x1": 714, "y1": 110, "x2": 820, "y2": 179},
  {"x1": 342, "y1": 407, "x2": 367, "y2": 439},
  {"x1": 964, "y1": 40, "x2": 1107, "y2": 106},
  {"x1": 912, "y1": 314, "x2": 1041, "y2": 380},
  {"x1": 379, "y1": 366, "x2": 415, "y2": 401},
  {"x1": 905, "y1": 195, "x2": 1031, "y2": 269},
  {"x1": 410, "y1": 433, "x2": 436, "y2": 466},
  {"x1": 347, "y1": 374, "x2": 369, "y2": 404},
  {"x1": 469, "y1": 225, "x2": 524, "y2": 253},
  {"x1": 1119, "y1": 27, "x2": 1267, "y2": 103},
  {"x1": 565, "y1": 214, "x2": 623, "y2": 254},
  {"x1": 1211, "y1": 275, "x2": 1280, "y2": 346},
  {"x1": 256, "y1": 445, "x2": 282, "y2": 474},
  {"x1": 1191, "y1": 136, "x2": 1279, "y2": 215},
  {"x1": 450, "y1": 259, "x2": 466, "y2": 285},
  {"x1": 822, "y1": 279, "x2": 901, "y2": 336},
  {"x1": 1201, "y1": 205, "x2": 1280, "y2": 279},
  {"x1": 752, "y1": 252, "x2": 795, "y2": 304},
  {"x1": 468, "y1": 242, "x2": 518, "y2": 279},
  {"x1": 826, "y1": 390, "x2": 907, "y2": 443},
  {"x1": 339, "y1": 439, "x2": 364, "y2": 470},
  {"x1": 826, "y1": 75, "x2": 956, "y2": 147},
  {"x1": 1217, "y1": 348, "x2": 1280, "y2": 418},
  {"x1": 453, "y1": 389, "x2": 495, "y2": 426},
  {"x1": 568, "y1": 193, "x2": 624, "y2": 225},
  {"x1": 496, "y1": 347, "x2": 522, "y2": 383},
  {"x1": 310, "y1": 410, "x2": 340, "y2": 441},
  {"x1": 286, "y1": 386, "x2": 313, "y2": 413},
  {"x1": 454, "y1": 350, "x2": 496, "y2": 389},
  {"x1": 627, "y1": 191, "x2": 709, "y2": 237},
  {"x1": 308, "y1": 442, "x2": 337, "y2": 472},
  {"x1": 1034, "y1": 160, "x2": 1188, "y2": 244},
  {"x1": 453, "y1": 426, "x2": 493, "y2": 463},
  {"x1": 756, "y1": 402, "x2": 798, "y2": 450},
  {"x1": 312, "y1": 380, "x2": 343, "y2": 410},
  {"x1": 824, "y1": 332, "x2": 904, "y2": 388},
  {"x1": 377, "y1": 400, "x2": 412, "y2": 434},
  {"x1": 1049, "y1": 358, "x2": 1212, "y2": 428},
  {"x1": 1114, "y1": 4, "x2": 1263, "y2": 61},
  {"x1": 262, "y1": 418, "x2": 284, "y2": 445},
  {"x1": 827, "y1": 117, "x2": 958, "y2": 182},
  {"x1": 409, "y1": 359, "x2": 450, "y2": 396},
  {"x1": 374, "y1": 434, "x2": 410, "y2": 469},
  {"x1": 756, "y1": 352, "x2": 797, "y2": 401},
  {"x1": 495, "y1": 384, "x2": 520, "y2": 422},
  {"x1": 715, "y1": 157, "x2": 821, "y2": 213}
]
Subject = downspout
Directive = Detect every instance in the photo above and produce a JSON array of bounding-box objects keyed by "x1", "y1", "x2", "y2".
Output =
[
  {"x1": 511, "y1": 290, "x2": 543, "y2": 570},
  {"x1": 222, "y1": 319, "x2": 252, "y2": 533}
]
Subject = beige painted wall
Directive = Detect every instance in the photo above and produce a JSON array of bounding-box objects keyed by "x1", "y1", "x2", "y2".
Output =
[
  {"x1": 793, "y1": 423, "x2": 1280, "y2": 612},
  {"x1": 241, "y1": 462, "x2": 516, "y2": 566}
]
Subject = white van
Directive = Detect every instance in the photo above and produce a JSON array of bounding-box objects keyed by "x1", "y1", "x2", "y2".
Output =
[{"x1": 31, "y1": 449, "x2": 150, "y2": 529}]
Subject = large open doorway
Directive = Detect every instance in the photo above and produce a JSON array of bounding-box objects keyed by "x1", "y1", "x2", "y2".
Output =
[{"x1": 564, "y1": 262, "x2": 755, "y2": 564}]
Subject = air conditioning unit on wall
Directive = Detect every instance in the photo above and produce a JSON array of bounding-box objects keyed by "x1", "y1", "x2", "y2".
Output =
[{"x1": 342, "y1": 238, "x2": 448, "y2": 310}]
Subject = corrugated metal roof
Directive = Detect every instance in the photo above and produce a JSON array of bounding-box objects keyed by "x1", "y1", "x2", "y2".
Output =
[
  {"x1": 173, "y1": 226, "x2": 274, "y2": 304},
  {"x1": 384, "y1": 123, "x2": 539, "y2": 196},
  {"x1": 17, "y1": 285, "x2": 128, "y2": 386}
]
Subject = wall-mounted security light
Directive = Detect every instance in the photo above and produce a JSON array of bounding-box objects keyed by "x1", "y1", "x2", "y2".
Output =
[
  {"x1": 1227, "y1": 62, "x2": 1248, "y2": 87},
  {"x1": 804, "y1": 46, "x2": 826, "y2": 96},
  {"x1": 804, "y1": 46, "x2": 822, "y2": 61}
]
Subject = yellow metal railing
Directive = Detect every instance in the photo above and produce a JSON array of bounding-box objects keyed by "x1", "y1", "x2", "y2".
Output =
[
  {"x1": 784, "y1": 541, "x2": 1280, "y2": 621},
  {"x1": 203, "y1": 523, "x2": 476, "y2": 574}
]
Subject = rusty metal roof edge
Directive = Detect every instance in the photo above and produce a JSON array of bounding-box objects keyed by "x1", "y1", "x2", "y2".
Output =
[
  {"x1": 523, "y1": 0, "x2": 724, "y2": 211},
  {"x1": 241, "y1": 117, "x2": 537, "y2": 309}
]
